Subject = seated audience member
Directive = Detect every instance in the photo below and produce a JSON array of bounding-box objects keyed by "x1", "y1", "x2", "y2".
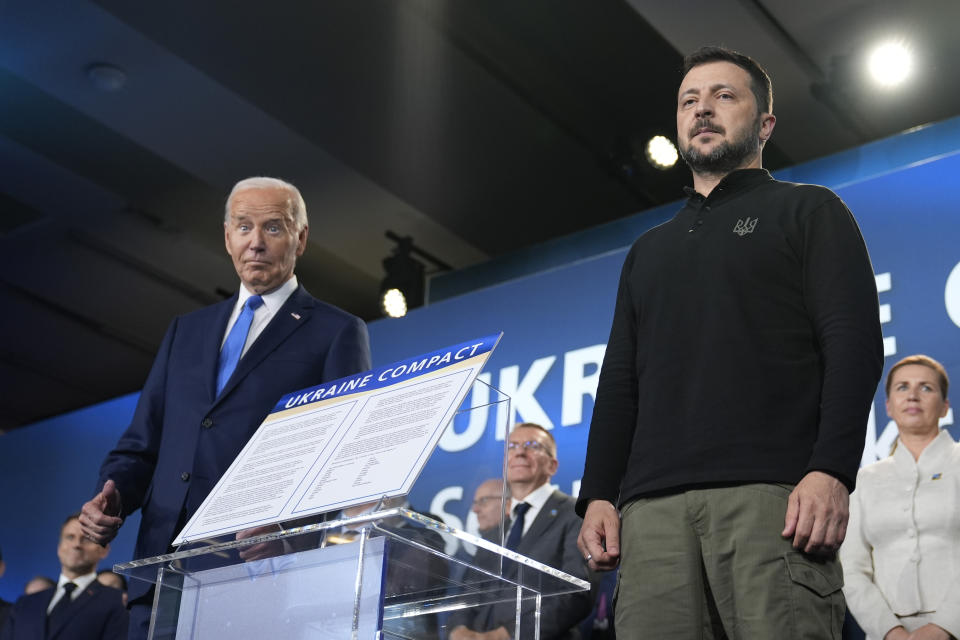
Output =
[
  {"x1": 448, "y1": 423, "x2": 596, "y2": 640},
  {"x1": 95, "y1": 572, "x2": 127, "y2": 607},
  {"x1": 471, "y1": 478, "x2": 509, "y2": 539},
  {"x1": 22, "y1": 579, "x2": 54, "y2": 597},
  {"x1": 841, "y1": 355, "x2": 960, "y2": 639},
  {"x1": 0, "y1": 514, "x2": 127, "y2": 640}
]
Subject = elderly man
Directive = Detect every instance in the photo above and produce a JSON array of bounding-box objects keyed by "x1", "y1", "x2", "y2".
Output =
[
  {"x1": 78, "y1": 177, "x2": 371, "y2": 638},
  {"x1": 577, "y1": 46, "x2": 883, "y2": 638},
  {"x1": 0, "y1": 515, "x2": 127, "y2": 640},
  {"x1": 449, "y1": 423, "x2": 594, "y2": 640},
  {"x1": 471, "y1": 478, "x2": 509, "y2": 536}
]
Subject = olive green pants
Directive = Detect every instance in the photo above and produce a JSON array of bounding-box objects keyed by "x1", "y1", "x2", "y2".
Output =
[{"x1": 615, "y1": 484, "x2": 844, "y2": 640}]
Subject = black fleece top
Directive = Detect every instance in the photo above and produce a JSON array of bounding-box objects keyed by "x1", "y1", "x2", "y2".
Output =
[{"x1": 577, "y1": 169, "x2": 884, "y2": 515}]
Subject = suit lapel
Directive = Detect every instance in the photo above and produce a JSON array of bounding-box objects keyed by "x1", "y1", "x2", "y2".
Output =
[
  {"x1": 204, "y1": 295, "x2": 238, "y2": 402},
  {"x1": 47, "y1": 582, "x2": 100, "y2": 639},
  {"x1": 214, "y1": 286, "x2": 314, "y2": 404},
  {"x1": 516, "y1": 490, "x2": 563, "y2": 555}
]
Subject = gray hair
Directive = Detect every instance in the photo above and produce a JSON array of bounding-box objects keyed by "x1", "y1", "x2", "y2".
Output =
[{"x1": 224, "y1": 177, "x2": 308, "y2": 230}]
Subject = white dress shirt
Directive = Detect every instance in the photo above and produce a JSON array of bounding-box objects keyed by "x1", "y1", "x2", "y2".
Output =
[
  {"x1": 46, "y1": 572, "x2": 97, "y2": 613},
  {"x1": 221, "y1": 276, "x2": 299, "y2": 357},
  {"x1": 841, "y1": 429, "x2": 960, "y2": 639},
  {"x1": 511, "y1": 482, "x2": 556, "y2": 537}
]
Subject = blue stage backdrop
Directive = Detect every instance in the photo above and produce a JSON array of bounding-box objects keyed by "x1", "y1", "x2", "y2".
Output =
[{"x1": 1, "y1": 121, "x2": 959, "y2": 602}]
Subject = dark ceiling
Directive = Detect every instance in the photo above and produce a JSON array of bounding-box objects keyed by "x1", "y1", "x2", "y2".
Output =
[{"x1": 2, "y1": 0, "x2": 959, "y2": 432}]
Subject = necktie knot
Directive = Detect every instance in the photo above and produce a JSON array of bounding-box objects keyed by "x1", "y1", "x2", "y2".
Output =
[
  {"x1": 505, "y1": 502, "x2": 530, "y2": 551},
  {"x1": 62, "y1": 582, "x2": 77, "y2": 598},
  {"x1": 216, "y1": 294, "x2": 265, "y2": 396}
]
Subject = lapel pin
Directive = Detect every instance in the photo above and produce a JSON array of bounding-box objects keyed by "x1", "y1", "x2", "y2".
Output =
[
  {"x1": 290, "y1": 312, "x2": 301, "y2": 320},
  {"x1": 932, "y1": 473, "x2": 942, "y2": 480},
  {"x1": 550, "y1": 509, "x2": 558, "y2": 516}
]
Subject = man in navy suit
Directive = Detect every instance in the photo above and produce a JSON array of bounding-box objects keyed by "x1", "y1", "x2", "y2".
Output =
[
  {"x1": 0, "y1": 515, "x2": 127, "y2": 640},
  {"x1": 447, "y1": 423, "x2": 595, "y2": 640},
  {"x1": 78, "y1": 177, "x2": 372, "y2": 638}
]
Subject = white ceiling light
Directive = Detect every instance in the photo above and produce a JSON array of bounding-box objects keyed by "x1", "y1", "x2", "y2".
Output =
[
  {"x1": 381, "y1": 287, "x2": 408, "y2": 318},
  {"x1": 646, "y1": 135, "x2": 678, "y2": 169},
  {"x1": 868, "y1": 41, "x2": 912, "y2": 87}
]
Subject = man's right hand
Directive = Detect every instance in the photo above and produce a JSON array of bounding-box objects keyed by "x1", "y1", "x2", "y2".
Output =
[
  {"x1": 79, "y1": 479, "x2": 124, "y2": 545},
  {"x1": 884, "y1": 627, "x2": 910, "y2": 640},
  {"x1": 577, "y1": 499, "x2": 621, "y2": 571}
]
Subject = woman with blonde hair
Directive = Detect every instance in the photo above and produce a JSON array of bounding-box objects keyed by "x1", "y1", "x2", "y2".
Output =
[{"x1": 841, "y1": 355, "x2": 959, "y2": 639}]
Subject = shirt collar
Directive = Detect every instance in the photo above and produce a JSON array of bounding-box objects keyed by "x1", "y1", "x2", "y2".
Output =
[
  {"x1": 57, "y1": 571, "x2": 97, "y2": 594},
  {"x1": 893, "y1": 428, "x2": 956, "y2": 471},
  {"x1": 238, "y1": 275, "x2": 298, "y2": 314},
  {"x1": 916, "y1": 428, "x2": 956, "y2": 467},
  {"x1": 683, "y1": 168, "x2": 773, "y2": 200},
  {"x1": 513, "y1": 482, "x2": 555, "y2": 511}
]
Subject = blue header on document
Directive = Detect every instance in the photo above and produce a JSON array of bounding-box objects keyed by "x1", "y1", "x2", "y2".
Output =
[{"x1": 272, "y1": 333, "x2": 503, "y2": 413}]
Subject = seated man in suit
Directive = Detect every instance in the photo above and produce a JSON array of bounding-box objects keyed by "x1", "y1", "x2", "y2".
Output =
[
  {"x1": 0, "y1": 514, "x2": 127, "y2": 640},
  {"x1": 448, "y1": 423, "x2": 595, "y2": 640},
  {"x1": 471, "y1": 478, "x2": 509, "y2": 539},
  {"x1": 77, "y1": 176, "x2": 372, "y2": 638}
]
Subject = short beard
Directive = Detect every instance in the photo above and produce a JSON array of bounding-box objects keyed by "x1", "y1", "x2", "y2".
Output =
[{"x1": 679, "y1": 114, "x2": 762, "y2": 176}]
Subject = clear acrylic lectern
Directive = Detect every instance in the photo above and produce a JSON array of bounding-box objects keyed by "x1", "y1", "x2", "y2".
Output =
[{"x1": 115, "y1": 508, "x2": 589, "y2": 639}]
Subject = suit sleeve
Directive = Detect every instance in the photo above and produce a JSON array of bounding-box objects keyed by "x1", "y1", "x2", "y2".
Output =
[
  {"x1": 323, "y1": 315, "x2": 372, "y2": 381},
  {"x1": 95, "y1": 317, "x2": 179, "y2": 516},
  {"x1": 800, "y1": 196, "x2": 883, "y2": 490},
  {"x1": 576, "y1": 247, "x2": 640, "y2": 515},
  {"x1": 930, "y1": 451, "x2": 960, "y2": 637}
]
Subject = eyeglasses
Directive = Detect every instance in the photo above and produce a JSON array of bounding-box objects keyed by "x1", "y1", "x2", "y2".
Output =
[
  {"x1": 507, "y1": 440, "x2": 550, "y2": 455},
  {"x1": 472, "y1": 496, "x2": 502, "y2": 507}
]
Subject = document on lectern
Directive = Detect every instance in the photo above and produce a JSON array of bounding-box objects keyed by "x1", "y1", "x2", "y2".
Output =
[{"x1": 173, "y1": 333, "x2": 502, "y2": 545}]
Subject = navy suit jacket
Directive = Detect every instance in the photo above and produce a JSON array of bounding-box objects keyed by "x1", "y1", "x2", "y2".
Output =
[
  {"x1": 448, "y1": 490, "x2": 597, "y2": 640},
  {"x1": 0, "y1": 583, "x2": 127, "y2": 640},
  {"x1": 96, "y1": 285, "x2": 371, "y2": 602}
]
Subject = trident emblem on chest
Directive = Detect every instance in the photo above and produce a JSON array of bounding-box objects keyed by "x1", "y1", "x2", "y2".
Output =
[{"x1": 732, "y1": 217, "x2": 758, "y2": 236}]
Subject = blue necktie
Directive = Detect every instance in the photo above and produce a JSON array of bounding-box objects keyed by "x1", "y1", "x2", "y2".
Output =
[
  {"x1": 505, "y1": 502, "x2": 530, "y2": 551},
  {"x1": 217, "y1": 295, "x2": 263, "y2": 395}
]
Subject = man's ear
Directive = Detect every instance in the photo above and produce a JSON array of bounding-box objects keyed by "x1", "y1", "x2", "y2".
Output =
[
  {"x1": 296, "y1": 225, "x2": 309, "y2": 257},
  {"x1": 759, "y1": 113, "x2": 776, "y2": 144}
]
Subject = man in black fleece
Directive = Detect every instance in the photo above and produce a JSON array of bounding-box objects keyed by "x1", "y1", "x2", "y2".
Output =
[{"x1": 576, "y1": 46, "x2": 883, "y2": 638}]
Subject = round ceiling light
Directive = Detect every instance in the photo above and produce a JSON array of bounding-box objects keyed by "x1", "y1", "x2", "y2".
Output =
[
  {"x1": 867, "y1": 41, "x2": 912, "y2": 87},
  {"x1": 381, "y1": 288, "x2": 408, "y2": 318},
  {"x1": 645, "y1": 135, "x2": 678, "y2": 169}
]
